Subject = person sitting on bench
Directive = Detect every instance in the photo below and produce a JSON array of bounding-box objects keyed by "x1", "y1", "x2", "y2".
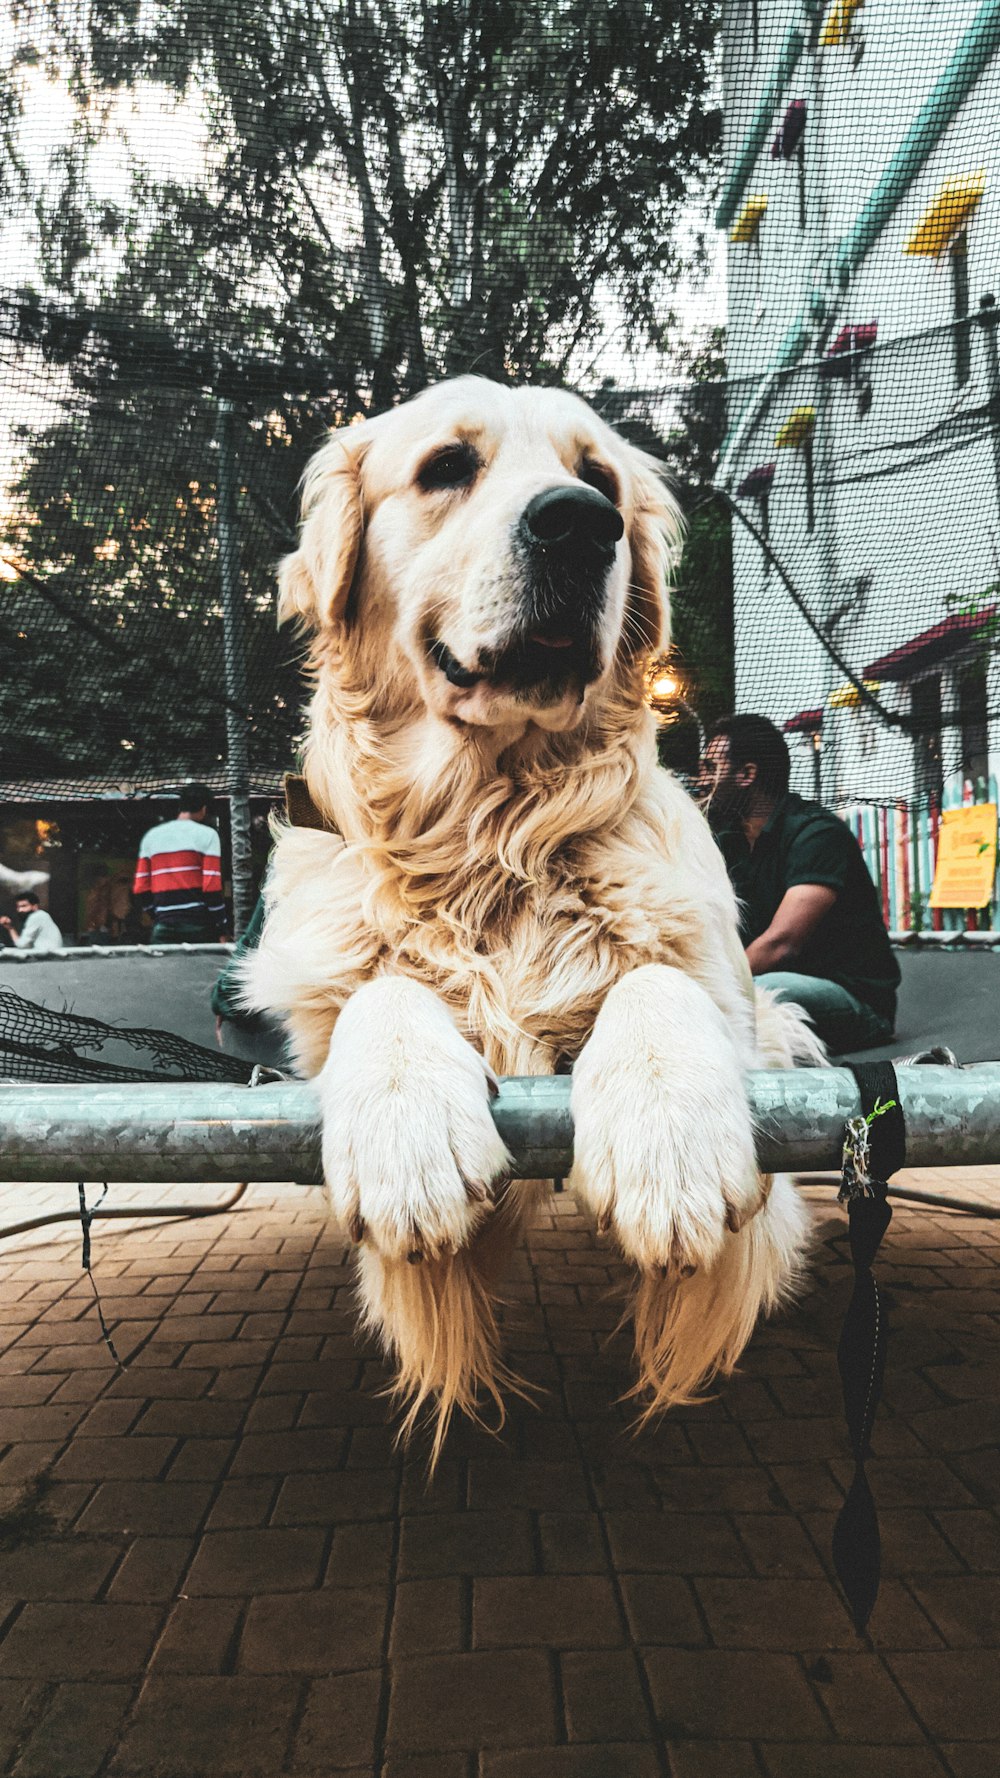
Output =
[{"x1": 699, "y1": 714, "x2": 899, "y2": 1054}]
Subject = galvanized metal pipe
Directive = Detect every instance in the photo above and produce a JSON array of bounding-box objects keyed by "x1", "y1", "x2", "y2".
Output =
[{"x1": 1, "y1": 1066, "x2": 999, "y2": 1186}]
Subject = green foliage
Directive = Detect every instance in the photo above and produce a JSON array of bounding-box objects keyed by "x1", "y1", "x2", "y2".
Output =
[
  {"x1": 1, "y1": 389, "x2": 311, "y2": 783},
  {"x1": 944, "y1": 580, "x2": 1000, "y2": 662},
  {"x1": 666, "y1": 327, "x2": 734, "y2": 733},
  {"x1": 608, "y1": 325, "x2": 734, "y2": 772}
]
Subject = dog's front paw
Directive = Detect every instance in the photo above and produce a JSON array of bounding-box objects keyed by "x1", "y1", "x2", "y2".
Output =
[
  {"x1": 318, "y1": 977, "x2": 510, "y2": 1260},
  {"x1": 568, "y1": 965, "x2": 763, "y2": 1274}
]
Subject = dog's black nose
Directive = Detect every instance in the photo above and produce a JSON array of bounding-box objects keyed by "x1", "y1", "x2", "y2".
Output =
[{"x1": 520, "y1": 485, "x2": 624, "y2": 553}]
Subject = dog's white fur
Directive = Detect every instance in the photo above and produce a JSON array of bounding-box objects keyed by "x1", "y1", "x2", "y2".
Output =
[{"x1": 243, "y1": 376, "x2": 815, "y2": 1460}]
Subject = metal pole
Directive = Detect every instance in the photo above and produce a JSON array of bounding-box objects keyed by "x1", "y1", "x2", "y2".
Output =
[
  {"x1": 216, "y1": 397, "x2": 254, "y2": 939},
  {"x1": 979, "y1": 295, "x2": 1000, "y2": 528},
  {"x1": 2, "y1": 1066, "x2": 1000, "y2": 1184}
]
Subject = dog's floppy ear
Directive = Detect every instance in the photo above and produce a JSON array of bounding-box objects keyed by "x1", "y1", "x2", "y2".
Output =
[
  {"x1": 624, "y1": 449, "x2": 684, "y2": 655},
  {"x1": 277, "y1": 425, "x2": 368, "y2": 630}
]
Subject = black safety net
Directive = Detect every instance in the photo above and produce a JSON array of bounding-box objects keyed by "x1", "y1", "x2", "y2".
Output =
[
  {"x1": 1, "y1": 0, "x2": 999, "y2": 935},
  {"x1": 0, "y1": 986, "x2": 251, "y2": 1083}
]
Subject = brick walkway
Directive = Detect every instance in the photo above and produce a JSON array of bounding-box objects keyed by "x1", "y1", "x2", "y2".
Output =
[{"x1": 0, "y1": 1170, "x2": 997, "y2": 1777}]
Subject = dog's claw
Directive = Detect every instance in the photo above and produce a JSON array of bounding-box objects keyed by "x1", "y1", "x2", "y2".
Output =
[
  {"x1": 597, "y1": 1209, "x2": 613, "y2": 1237},
  {"x1": 725, "y1": 1183, "x2": 769, "y2": 1234},
  {"x1": 349, "y1": 1212, "x2": 366, "y2": 1245},
  {"x1": 656, "y1": 1258, "x2": 696, "y2": 1281}
]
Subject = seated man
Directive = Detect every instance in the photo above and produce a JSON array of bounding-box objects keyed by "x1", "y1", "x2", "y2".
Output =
[
  {"x1": 0, "y1": 892, "x2": 63, "y2": 953},
  {"x1": 699, "y1": 714, "x2": 899, "y2": 1053}
]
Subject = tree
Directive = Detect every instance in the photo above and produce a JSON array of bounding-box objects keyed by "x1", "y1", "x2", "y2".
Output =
[
  {"x1": 663, "y1": 326, "x2": 734, "y2": 731},
  {"x1": 21, "y1": 0, "x2": 720, "y2": 393},
  {"x1": 0, "y1": 368, "x2": 313, "y2": 788},
  {"x1": 595, "y1": 325, "x2": 733, "y2": 773},
  {"x1": 1, "y1": 0, "x2": 722, "y2": 785}
]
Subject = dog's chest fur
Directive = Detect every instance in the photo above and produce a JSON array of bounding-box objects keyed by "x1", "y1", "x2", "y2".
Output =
[{"x1": 249, "y1": 767, "x2": 747, "y2": 1082}]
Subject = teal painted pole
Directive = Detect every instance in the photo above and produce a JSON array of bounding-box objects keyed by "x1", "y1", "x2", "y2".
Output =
[
  {"x1": 887, "y1": 802, "x2": 898, "y2": 929},
  {"x1": 717, "y1": 0, "x2": 1000, "y2": 466},
  {"x1": 921, "y1": 800, "x2": 933, "y2": 931},
  {"x1": 716, "y1": 23, "x2": 806, "y2": 230},
  {"x1": 833, "y1": 0, "x2": 1000, "y2": 286}
]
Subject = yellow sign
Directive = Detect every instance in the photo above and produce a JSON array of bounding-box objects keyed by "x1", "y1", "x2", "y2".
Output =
[{"x1": 930, "y1": 804, "x2": 998, "y2": 910}]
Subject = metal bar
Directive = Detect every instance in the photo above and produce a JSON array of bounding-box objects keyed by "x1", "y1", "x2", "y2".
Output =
[
  {"x1": 1, "y1": 1067, "x2": 1000, "y2": 1186},
  {"x1": 715, "y1": 22, "x2": 806, "y2": 231},
  {"x1": 804, "y1": 1173, "x2": 1000, "y2": 1219},
  {"x1": 0, "y1": 1183, "x2": 249, "y2": 1242},
  {"x1": 0, "y1": 944, "x2": 233, "y2": 962},
  {"x1": 216, "y1": 397, "x2": 255, "y2": 940}
]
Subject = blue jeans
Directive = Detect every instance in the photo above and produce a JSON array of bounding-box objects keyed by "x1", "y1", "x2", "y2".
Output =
[{"x1": 756, "y1": 971, "x2": 894, "y2": 1054}]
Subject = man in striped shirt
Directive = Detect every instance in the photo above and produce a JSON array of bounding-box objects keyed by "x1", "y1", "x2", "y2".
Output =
[{"x1": 133, "y1": 784, "x2": 229, "y2": 943}]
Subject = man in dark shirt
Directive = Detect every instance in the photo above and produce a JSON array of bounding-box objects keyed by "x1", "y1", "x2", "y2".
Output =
[{"x1": 699, "y1": 714, "x2": 899, "y2": 1053}]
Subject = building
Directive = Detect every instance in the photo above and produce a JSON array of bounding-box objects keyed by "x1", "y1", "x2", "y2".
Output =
[{"x1": 718, "y1": 0, "x2": 1000, "y2": 921}]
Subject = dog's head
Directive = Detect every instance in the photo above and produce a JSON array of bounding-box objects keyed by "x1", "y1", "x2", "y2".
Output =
[{"x1": 279, "y1": 377, "x2": 682, "y2": 734}]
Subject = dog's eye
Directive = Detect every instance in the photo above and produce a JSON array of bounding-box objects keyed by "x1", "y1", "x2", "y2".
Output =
[
  {"x1": 578, "y1": 458, "x2": 619, "y2": 505},
  {"x1": 418, "y1": 444, "x2": 479, "y2": 491}
]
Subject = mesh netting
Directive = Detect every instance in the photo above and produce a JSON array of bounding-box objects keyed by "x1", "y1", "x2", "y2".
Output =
[
  {"x1": 0, "y1": 986, "x2": 252, "y2": 1083},
  {"x1": 1, "y1": 2, "x2": 999, "y2": 934}
]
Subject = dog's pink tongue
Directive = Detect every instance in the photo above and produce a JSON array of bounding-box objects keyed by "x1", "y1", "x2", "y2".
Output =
[{"x1": 528, "y1": 632, "x2": 574, "y2": 649}]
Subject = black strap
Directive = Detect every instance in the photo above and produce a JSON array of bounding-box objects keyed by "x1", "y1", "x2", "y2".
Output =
[
  {"x1": 849, "y1": 1060, "x2": 906, "y2": 1179},
  {"x1": 831, "y1": 1061, "x2": 904, "y2": 1633}
]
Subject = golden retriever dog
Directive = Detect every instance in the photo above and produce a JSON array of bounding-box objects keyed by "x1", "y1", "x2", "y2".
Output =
[{"x1": 243, "y1": 376, "x2": 817, "y2": 1461}]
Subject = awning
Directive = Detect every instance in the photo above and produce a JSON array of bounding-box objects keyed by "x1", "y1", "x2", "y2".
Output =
[
  {"x1": 819, "y1": 321, "x2": 878, "y2": 378},
  {"x1": 784, "y1": 708, "x2": 823, "y2": 734},
  {"x1": 735, "y1": 463, "x2": 776, "y2": 498},
  {"x1": 775, "y1": 406, "x2": 816, "y2": 449},
  {"x1": 864, "y1": 607, "x2": 997, "y2": 681},
  {"x1": 829, "y1": 679, "x2": 881, "y2": 710},
  {"x1": 821, "y1": 0, "x2": 864, "y2": 48},
  {"x1": 905, "y1": 172, "x2": 986, "y2": 257},
  {"x1": 730, "y1": 194, "x2": 768, "y2": 243},
  {"x1": 772, "y1": 100, "x2": 807, "y2": 160}
]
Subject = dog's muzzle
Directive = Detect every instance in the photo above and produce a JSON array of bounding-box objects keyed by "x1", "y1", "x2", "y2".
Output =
[{"x1": 428, "y1": 484, "x2": 624, "y2": 699}]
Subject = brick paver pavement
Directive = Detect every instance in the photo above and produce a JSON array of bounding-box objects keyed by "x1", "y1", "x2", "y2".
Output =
[{"x1": 0, "y1": 1167, "x2": 997, "y2": 1775}]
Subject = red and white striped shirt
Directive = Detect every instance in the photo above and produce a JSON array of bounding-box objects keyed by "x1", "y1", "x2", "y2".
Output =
[{"x1": 132, "y1": 817, "x2": 227, "y2": 931}]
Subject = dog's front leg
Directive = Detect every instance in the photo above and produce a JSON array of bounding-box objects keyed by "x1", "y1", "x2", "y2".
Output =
[
  {"x1": 570, "y1": 963, "x2": 761, "y2": 1268},
  {"x1": 569, "y1": 964, "x2": 808, "y2": 1412},
  {"x1": 318, "y1": 975, "x2": 510, "y2": 1260}
]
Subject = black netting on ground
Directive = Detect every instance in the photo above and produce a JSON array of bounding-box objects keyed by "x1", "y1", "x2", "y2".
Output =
[
  {"x1": 0, "y1": 986, "x2": 252, "y2": 1083},
  {"x1": 2, "y1": 2, "x2": 1000, "y2": 933}
]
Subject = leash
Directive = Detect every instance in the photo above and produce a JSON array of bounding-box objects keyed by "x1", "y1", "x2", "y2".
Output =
[
  {"x1": 832, "y1": 1060, "x2": 905, "y2": 1632},
  {"x1": 77, "y1": 1182, "x2": 124, "y2": 1369}
]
